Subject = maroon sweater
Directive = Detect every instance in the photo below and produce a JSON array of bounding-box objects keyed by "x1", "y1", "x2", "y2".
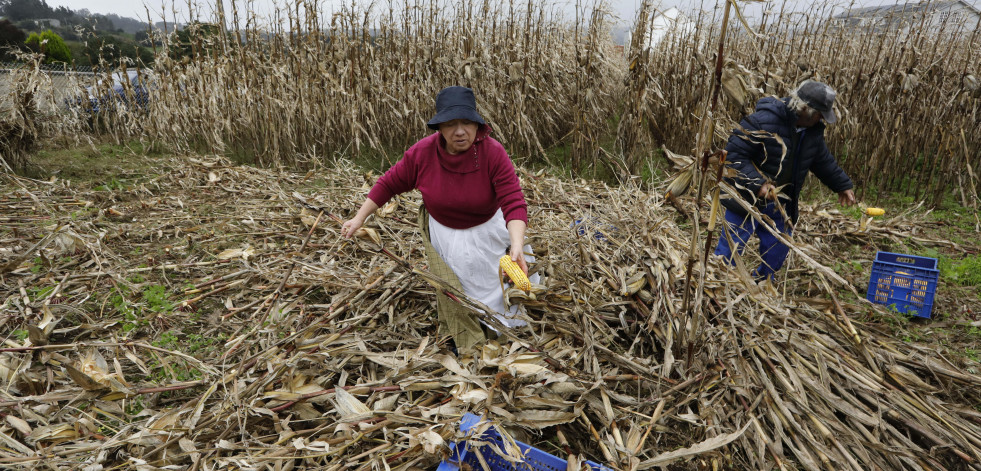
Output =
[{"x1": 367, "y1": 127, "x2": 528, "y2": 229}]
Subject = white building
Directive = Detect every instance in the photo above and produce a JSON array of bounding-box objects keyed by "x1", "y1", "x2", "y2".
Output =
[
  {"x1": 33, "y1": 18, "x2": 62, "y2": 28},
  {"x1": 624, "y1": 7, "x2": 696, "y2": 51},
  {"x1": 831, "y1": 1, "x2": 980, "y2": 33}
]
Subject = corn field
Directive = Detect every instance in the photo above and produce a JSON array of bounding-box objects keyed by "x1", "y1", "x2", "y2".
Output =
[
  {"x1": 16, "y1": 0, "x2": 969, "y2": 205},
  {"x1": 123, "y1": 0, "x2": 624, "y2": 171},
  {"x1": 3, "y1": 2, "x2": 981, "y2": 469},
  {"x1": 636, "y1": 0, "x2": 981, "y2": 204}
]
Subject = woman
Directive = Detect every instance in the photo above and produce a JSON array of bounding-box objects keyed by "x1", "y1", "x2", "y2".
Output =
[{"x1": 341, "y1": 86, "x2": 536, "y2": 352}]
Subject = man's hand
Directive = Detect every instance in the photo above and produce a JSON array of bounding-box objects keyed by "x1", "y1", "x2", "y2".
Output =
[
  {"x1": 838, "y1": 189, "x2": 856, "y2": 207},
  {"x1": 757, "y1": 183, "x2": 777, "y2": 201}
]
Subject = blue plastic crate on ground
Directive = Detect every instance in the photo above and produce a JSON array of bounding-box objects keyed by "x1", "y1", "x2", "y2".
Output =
[
  {"x1": 866, "y1": 251, "x2": 939, "y2": 319},
  {"x1": 437, "y1": 413, "x2": 613, "y2": 471}
]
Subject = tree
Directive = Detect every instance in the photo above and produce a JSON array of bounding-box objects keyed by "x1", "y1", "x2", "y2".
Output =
[
  {"x1": 25, "y1": 29, "x2": 71, "y2": 63},
  {"x1": 79, "y1": 33, "x2": 154, "y2": 67},
  {"x1": 169, "y1": 22, "x2": 224, "y2": 60},
  {"x1": 0, "y1": 19, "x2": 26, "y2": 61},
  {"x1": 0, "y1": 0, "x2": 56, "y2": 22},
  {"x1": 0, "y1": 19, "x2": 26, "y2": 45}
]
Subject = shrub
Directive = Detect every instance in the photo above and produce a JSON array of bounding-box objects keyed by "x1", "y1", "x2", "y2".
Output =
[{"x1": 25, "y1": 29, "x2": 71, "y2": 63}]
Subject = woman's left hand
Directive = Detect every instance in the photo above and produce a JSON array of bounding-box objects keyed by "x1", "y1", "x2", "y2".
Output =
[{"x1": 510, "y1": 245, "x2": 529, "y2": 276}]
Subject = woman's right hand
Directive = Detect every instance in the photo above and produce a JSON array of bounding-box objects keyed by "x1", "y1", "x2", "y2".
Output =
[
  {"x1": 340, "y1": 217, "x2": 364, "y2": 239},
  {"x1": 342, "y1": 199, "x2": 381, "y2": 239}
]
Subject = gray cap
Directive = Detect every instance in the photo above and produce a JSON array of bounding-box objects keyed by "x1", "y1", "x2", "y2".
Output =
[{"x1": 796, "y1": 80, "x2": 837, "y2": 124}]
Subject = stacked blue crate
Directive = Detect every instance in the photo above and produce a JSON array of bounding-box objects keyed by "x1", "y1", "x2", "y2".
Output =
[{"x1": 866, "y1": 251, "x2": 939, "y2": 319}]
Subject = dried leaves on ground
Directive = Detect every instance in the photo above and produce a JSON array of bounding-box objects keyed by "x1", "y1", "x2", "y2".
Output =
[{"x1": 1, "y1": 156, "x2": 980, "y2": 470}]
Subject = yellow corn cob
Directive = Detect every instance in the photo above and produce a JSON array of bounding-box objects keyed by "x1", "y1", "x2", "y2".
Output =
[
  {"x1": 664, "y1": 164, "x2": 694, "y2": 199},
  {"x1": 866, "y1": 207, "x2": 885, "y2": 217},
  {"x1": 499, "y1": 255, "x2": 531, "y2": 292}
]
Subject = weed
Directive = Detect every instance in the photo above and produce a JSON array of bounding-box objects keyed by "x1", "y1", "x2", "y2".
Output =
[
  {"x1": 142, "y1": 285, "x2": 174, "y2": 314},
  {"x1": 154, "y1": 331, "x2": 180, "y2": 350},
  {"x1": 154, "y1": 330, "x2": 225, "y2": 357},
  {"x1": 840, "y1": 205, "x2": 865, "y2": 220},
  {"x1": 12, "y1": 329, "x2": 29, "y2": 341},
  {"x1": 70, "y1": 207, "x2": 97, "y2": 220},
  {"x1": 95, "y1": 177, "x2": 126, "y2": 192},
  {"x1": 30, "y1": 256, "x2": 44, "y2": 274},
  {"x1": 965, "y1": 347, "x2": 980, "y2": 363},
  {"x1": 944, "y1": 255, "x2": 981, "y2": 288},
  {"x1": 867, "y1": 305, "x2": 910, "y2": 330},
  {"x1": 28, "y1": 285, "x2": 55, "y2": 300},
  {"x1": 124, "y1": 396, "x2": 146, "y2": 416},
  {"x1": 147, "y1": 357, "x2": 203, "y2": 382},
  {"x1": 112, "y1": 288, "x2": 139, "y2": 333},
  {"x1": 110, "y1": 284, "x2": 176, "y2": 332}
]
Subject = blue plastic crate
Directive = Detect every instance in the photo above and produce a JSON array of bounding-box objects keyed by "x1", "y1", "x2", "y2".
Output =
[
  {"x1": 437, "y1": 413, "x2": 613, "y2": 471},
  {"x1": 866, "y1": 251, "x2": 939, "y2": 319}
]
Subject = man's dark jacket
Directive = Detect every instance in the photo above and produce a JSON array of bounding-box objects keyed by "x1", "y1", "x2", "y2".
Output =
[{"x1": 721, "y1": 96, "x2": 853, "y2": 223}]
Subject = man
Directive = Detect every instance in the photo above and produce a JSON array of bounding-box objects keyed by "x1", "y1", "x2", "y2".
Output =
[{"x1": 715, "y1": 79, "x2": 856, "y2": 281}]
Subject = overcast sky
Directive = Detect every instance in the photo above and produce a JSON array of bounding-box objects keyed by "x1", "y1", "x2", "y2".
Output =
[{"x1": 43, "y1": 0, "x2": 975, "y2": 26}]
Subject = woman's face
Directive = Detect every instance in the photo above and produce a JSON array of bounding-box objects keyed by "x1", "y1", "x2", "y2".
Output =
[{"x1": 439, "y1": 119, "x2": 479, "y2": 155}]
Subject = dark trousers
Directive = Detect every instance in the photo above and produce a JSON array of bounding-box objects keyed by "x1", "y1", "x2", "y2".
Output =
[{"x1": 714, "y1": 203, "x2": 793, "y2": 281}]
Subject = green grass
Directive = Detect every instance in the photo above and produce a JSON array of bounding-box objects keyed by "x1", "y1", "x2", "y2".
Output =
[
  {"x1": 142, "y1": 285, "x2": 175, "y2": 314},
  {"x1": 28, "y1": 285, "x2": 56, "y2": 300},
  {"x1": 153, "y1": 330, "x2": 225, "y2": 357},
  {"x1": 24, "y1": 139, "x2": 166, "y2": 185},
  {"x1": 917, "y1": 248, "x2": 981, "y2": 291},
  {"x1": 966, "y1": 347, "x2": 980, "y2": 363},
  {"x1": 942, "y1": 255, "x2": 981, "y2": 288},
  {"x1": 29, "y1": 256, "x2": 45, "y2": 274},
  {"x1": 94, "y1": 177, "x2": 127, "y2": 192},
  {"x1": 111, "y1": 282, "x2": 177, "y2": 334}
]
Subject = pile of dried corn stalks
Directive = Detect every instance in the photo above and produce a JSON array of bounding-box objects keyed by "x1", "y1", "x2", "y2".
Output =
[{"x1": 2, "y1": 156, "x2": 980, "y2": 470}]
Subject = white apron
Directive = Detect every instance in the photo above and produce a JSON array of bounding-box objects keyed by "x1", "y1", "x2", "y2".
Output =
[{"x1": 428, "y1": 209, "x2": 538, "y2": 329}]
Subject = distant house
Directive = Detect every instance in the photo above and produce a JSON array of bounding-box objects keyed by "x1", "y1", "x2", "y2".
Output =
[
  {"x1": 33, "y1": 18, "x2": 62, "y2": 28},
  {"x1": 831, "y1": 1, "x2": 980, "y2": 33},
  {"x1": 624, "y1": 7, "x2": 696, "y2": 51}
]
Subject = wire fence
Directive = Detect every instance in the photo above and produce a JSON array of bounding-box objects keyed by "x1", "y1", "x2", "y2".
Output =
[{"x1": 0, "y1": 62, "x2": 103, "y2": 104}]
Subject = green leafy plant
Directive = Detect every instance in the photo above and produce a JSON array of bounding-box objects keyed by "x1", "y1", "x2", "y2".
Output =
[
  {"x1": 25, "y1": 30, "x2": 71, "y2": 63},
  {"x1": 142, "y1": 285, "x2": 174, "y2": 314},
  {"x1": 965, "y1": 347, "x2": 979, "y2": 363},
  {"x1": 154, "y1": 330, "x2": 180, "y2": 350},
  {"x1": 943, "y1": 255, "x2": 981, "y2": 288},
  {"x1": 28, "y1": 285, "x2": 55, "y2": 300},
  {"x1": 29, "y1": 256, "x2": 44, "y2": 274},
  {"x1": 112, "y1": 288, "x2": 139, "y2": 333},
  {"x1": 95, "y1": 178, "x2": 126, "y2": 192}
]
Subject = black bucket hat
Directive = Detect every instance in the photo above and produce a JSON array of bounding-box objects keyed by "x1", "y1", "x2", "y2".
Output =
[
  {"x1": 796, "y1": 80, "x2": 838, "y2": 124},
  {"x1": 427, "y1": 86, "x2": 486, "y2": 130}
]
